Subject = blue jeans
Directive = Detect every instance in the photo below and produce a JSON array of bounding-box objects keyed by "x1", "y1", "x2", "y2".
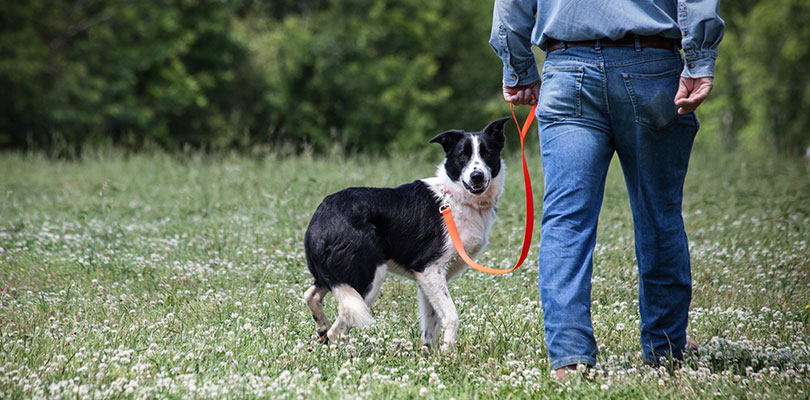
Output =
[{"x1": 536, "y1": 44, "x2": 698, "y2": 369}]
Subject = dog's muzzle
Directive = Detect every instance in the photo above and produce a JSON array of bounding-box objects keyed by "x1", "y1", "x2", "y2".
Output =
[{"x1": 464, "y1": 171, "x2": 488, "y2": 194}]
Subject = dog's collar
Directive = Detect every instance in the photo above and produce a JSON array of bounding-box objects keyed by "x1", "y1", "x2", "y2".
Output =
[
  {"x1": 439, "y1": 185, "x2": 497, "y2": 211},
  {"x1": 440, "y1": 187, "x2": 452, "y2": 208}
]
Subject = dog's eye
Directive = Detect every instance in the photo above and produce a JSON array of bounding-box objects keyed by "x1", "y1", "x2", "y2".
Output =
[
  {"x1": 460, "y1": 154, "x2": 469, "y2": 161},
  {"x1": 483, "y1": 153, "x2": 492, "y2": 160}
]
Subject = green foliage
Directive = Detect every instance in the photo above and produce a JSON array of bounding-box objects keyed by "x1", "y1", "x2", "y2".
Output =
[
  {"x1": 700, "y1": 0, "x2": 810, "y2": 155},
  {"x1": 0, "y1": 0, "x2": 505, "y2": 154},
  {"x1": 239, "y1": 0, "x2": 504, "y2": 152},
  {"x1": 2, "y1": 0, "x2": 810, "y2": 154},
  {"x1": 0, "y1": 0, "x2": 265, "y2": 154}
]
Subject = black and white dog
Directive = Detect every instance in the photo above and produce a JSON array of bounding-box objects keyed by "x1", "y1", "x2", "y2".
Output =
[{"x1": 303, "y1": 117, "x2": 510, "y2": 352}]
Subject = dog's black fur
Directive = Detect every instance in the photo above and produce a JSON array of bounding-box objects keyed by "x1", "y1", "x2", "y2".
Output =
[{"x1": 304, "y1": 182, "x2": 445, "y2": 296}]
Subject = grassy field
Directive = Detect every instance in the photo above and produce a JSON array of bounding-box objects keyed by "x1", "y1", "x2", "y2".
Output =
[{"x1": 1, "y1": 145, "x2": 809, "y2": 399}]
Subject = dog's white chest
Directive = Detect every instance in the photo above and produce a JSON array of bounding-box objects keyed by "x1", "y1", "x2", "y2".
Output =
[{"x1": 451, "y1": 205, "x2": 495, "y2": 256}]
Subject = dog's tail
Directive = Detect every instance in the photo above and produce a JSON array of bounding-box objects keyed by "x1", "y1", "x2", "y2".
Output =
[{"x1": 332, "y1": 284, "x2": 373, "y2": 328}]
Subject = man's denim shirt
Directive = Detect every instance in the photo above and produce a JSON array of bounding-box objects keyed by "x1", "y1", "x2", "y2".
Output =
[{"x1": 490, "y1": 0, "x2": 725, "y2": 86}]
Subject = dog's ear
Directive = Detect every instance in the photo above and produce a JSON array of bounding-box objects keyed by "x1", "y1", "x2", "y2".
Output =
[
  {"x1": 482, "y1": 117, "x2": 510, "y2": 151},
  {"x1": 429, "y1": 130, "x2": 464, "y2": 154}
]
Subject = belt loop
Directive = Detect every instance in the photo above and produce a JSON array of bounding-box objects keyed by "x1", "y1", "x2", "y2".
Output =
[
  {"x1": 595, "y1": 39, "x2": 601, "y2": 50},
  {"x1": 562, "y1": 40, "x2": 568, "y2": 50},
  {"x1": 634, "y1": 35, "x2": 641, "y2": 52}
]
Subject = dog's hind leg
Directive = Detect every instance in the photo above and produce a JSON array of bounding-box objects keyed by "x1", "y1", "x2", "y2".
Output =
[
  {"x1": 304, "y1": 285, "x2": 332, "y2": 340},
  {"x1": 364, "y1": 264, "x2": 387, "y2": 307},
  {"x1": 415, "y1": 266, "x2": 458, "y2": 352},
  {"x1": 327, "y1": 284, "x2": 373, "y2": 343}
]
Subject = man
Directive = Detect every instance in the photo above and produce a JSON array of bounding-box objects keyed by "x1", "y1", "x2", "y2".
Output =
[{"x1": 489, "y1": 0, "x2": 724, "y2": 380}]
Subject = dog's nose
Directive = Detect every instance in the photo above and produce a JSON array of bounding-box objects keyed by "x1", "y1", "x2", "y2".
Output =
[{"x1": 470, "y1": 171, "x2": 485, "y2": 185}]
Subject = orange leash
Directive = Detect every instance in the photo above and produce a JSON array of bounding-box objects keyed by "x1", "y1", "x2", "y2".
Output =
[{"x1": 440, "y1": 103, "x2": 536, "y2": 274}]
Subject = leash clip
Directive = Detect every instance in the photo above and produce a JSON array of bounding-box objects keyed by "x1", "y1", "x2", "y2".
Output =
[{"x1": 439, "y1": 188, "x2": 451, "y2": 213}]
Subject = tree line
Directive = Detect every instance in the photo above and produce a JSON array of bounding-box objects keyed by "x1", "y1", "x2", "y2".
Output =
[{"x1": 1, "y1": 0, "x2": 808, "y2": 156}]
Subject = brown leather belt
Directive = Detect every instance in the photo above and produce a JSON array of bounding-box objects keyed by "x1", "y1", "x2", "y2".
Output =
[{"x1": 546, "y1": 35, "x2": 679, "y2": 53}]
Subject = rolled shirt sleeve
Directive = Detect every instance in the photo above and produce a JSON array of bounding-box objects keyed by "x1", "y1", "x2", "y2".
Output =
[
  {"x1": 490, "y1": 0, "x2": 540, "y2": 87},
  {"x1": 678, "y1": 0, "x2": 725, "y2": 78},
  {"x1": 490, "y1": 0, "x2": 725, "y2": 81}
]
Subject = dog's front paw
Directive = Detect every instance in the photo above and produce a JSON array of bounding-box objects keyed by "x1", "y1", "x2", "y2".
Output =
[
  {"x1": 422, "y1": 335, "x2": 439, "y2": 351},
  {"x1": 439, "y1": 341, "x2": 456, "y2": 353},
  {"x1": 326, "y1": 328, "x2": 344, "y2": 344},
  {"x1": 317, "y1": 328, "x2": 329, "y2": 343}
]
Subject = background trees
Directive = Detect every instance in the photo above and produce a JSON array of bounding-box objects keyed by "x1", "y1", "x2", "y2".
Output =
[
  {"x1": 702, "y1": 0, "x2": 810, "y2": 155},
  {"x1": 1, "y1": 0, "x2": 268, "y2": 154},
  {"x1": 1, "y1": 0, "x2": 808, "y2": 155}
]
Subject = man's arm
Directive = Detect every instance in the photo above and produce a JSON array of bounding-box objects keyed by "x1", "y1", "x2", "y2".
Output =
[
  {"x1": 674, "y1": 0, "x2": 725, "y2": 114},
  {"x1": 489, "y1": 0, "x2": 540, "y2": 105}
]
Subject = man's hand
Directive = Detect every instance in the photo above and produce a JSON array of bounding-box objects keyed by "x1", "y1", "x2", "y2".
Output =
[
  {"x1": 674, "y1": 77, "x2": 713, "y2": 114},
  {"x1": 503, "y1": 80, "x2": 541, "y2": 105}
]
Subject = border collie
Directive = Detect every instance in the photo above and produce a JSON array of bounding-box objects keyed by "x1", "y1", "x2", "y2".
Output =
[{"x1": 303, "y1": 117, "x2": 510, "y2": 352}]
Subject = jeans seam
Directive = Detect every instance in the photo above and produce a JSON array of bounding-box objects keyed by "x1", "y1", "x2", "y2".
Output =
[
  {"x1": 598, "y1": 52, "x2": 611, "y2": 127},
  {"x1": 545, "y1": 55, "x2": 601, "y2": 66},
  {"x1": 548, "y1": 54, "x2": 680, "y2": 66},
  {"x1": 624, "y1": 69, "x2": 681, "y2": 79},
  {"x1": 537, "y1": 119, "x2": 577, "y2": 145},
  {"x1": 551, "y1": 355, "x2": 597, "y2": 370},
  {"x1": 605, "y1": 55, "x2": 681, "y2": 67}
]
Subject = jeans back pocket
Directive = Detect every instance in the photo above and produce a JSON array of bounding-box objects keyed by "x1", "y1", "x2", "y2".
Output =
[
  {"x1": 539, "y1": 66, "x2": 584, "y2": 121},
  {"x1": 622, "y1": 69, "x2": 681, "y2": 130}
]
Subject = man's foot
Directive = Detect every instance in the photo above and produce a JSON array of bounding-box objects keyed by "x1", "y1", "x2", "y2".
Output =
[
  {"x1": 685, "y1": 335, "x2": 699, "y2": 353},
  {"x1": 554, "y1": 364, "x2": 591, "y2": 381},
  {"x1": 554, "y1": 365, "x2": 576, "y2": 381}
]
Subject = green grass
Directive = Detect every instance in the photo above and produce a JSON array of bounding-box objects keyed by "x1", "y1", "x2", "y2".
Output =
[{"x1": 1, "y1": 146, "x2": 808, "y2": 399}]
